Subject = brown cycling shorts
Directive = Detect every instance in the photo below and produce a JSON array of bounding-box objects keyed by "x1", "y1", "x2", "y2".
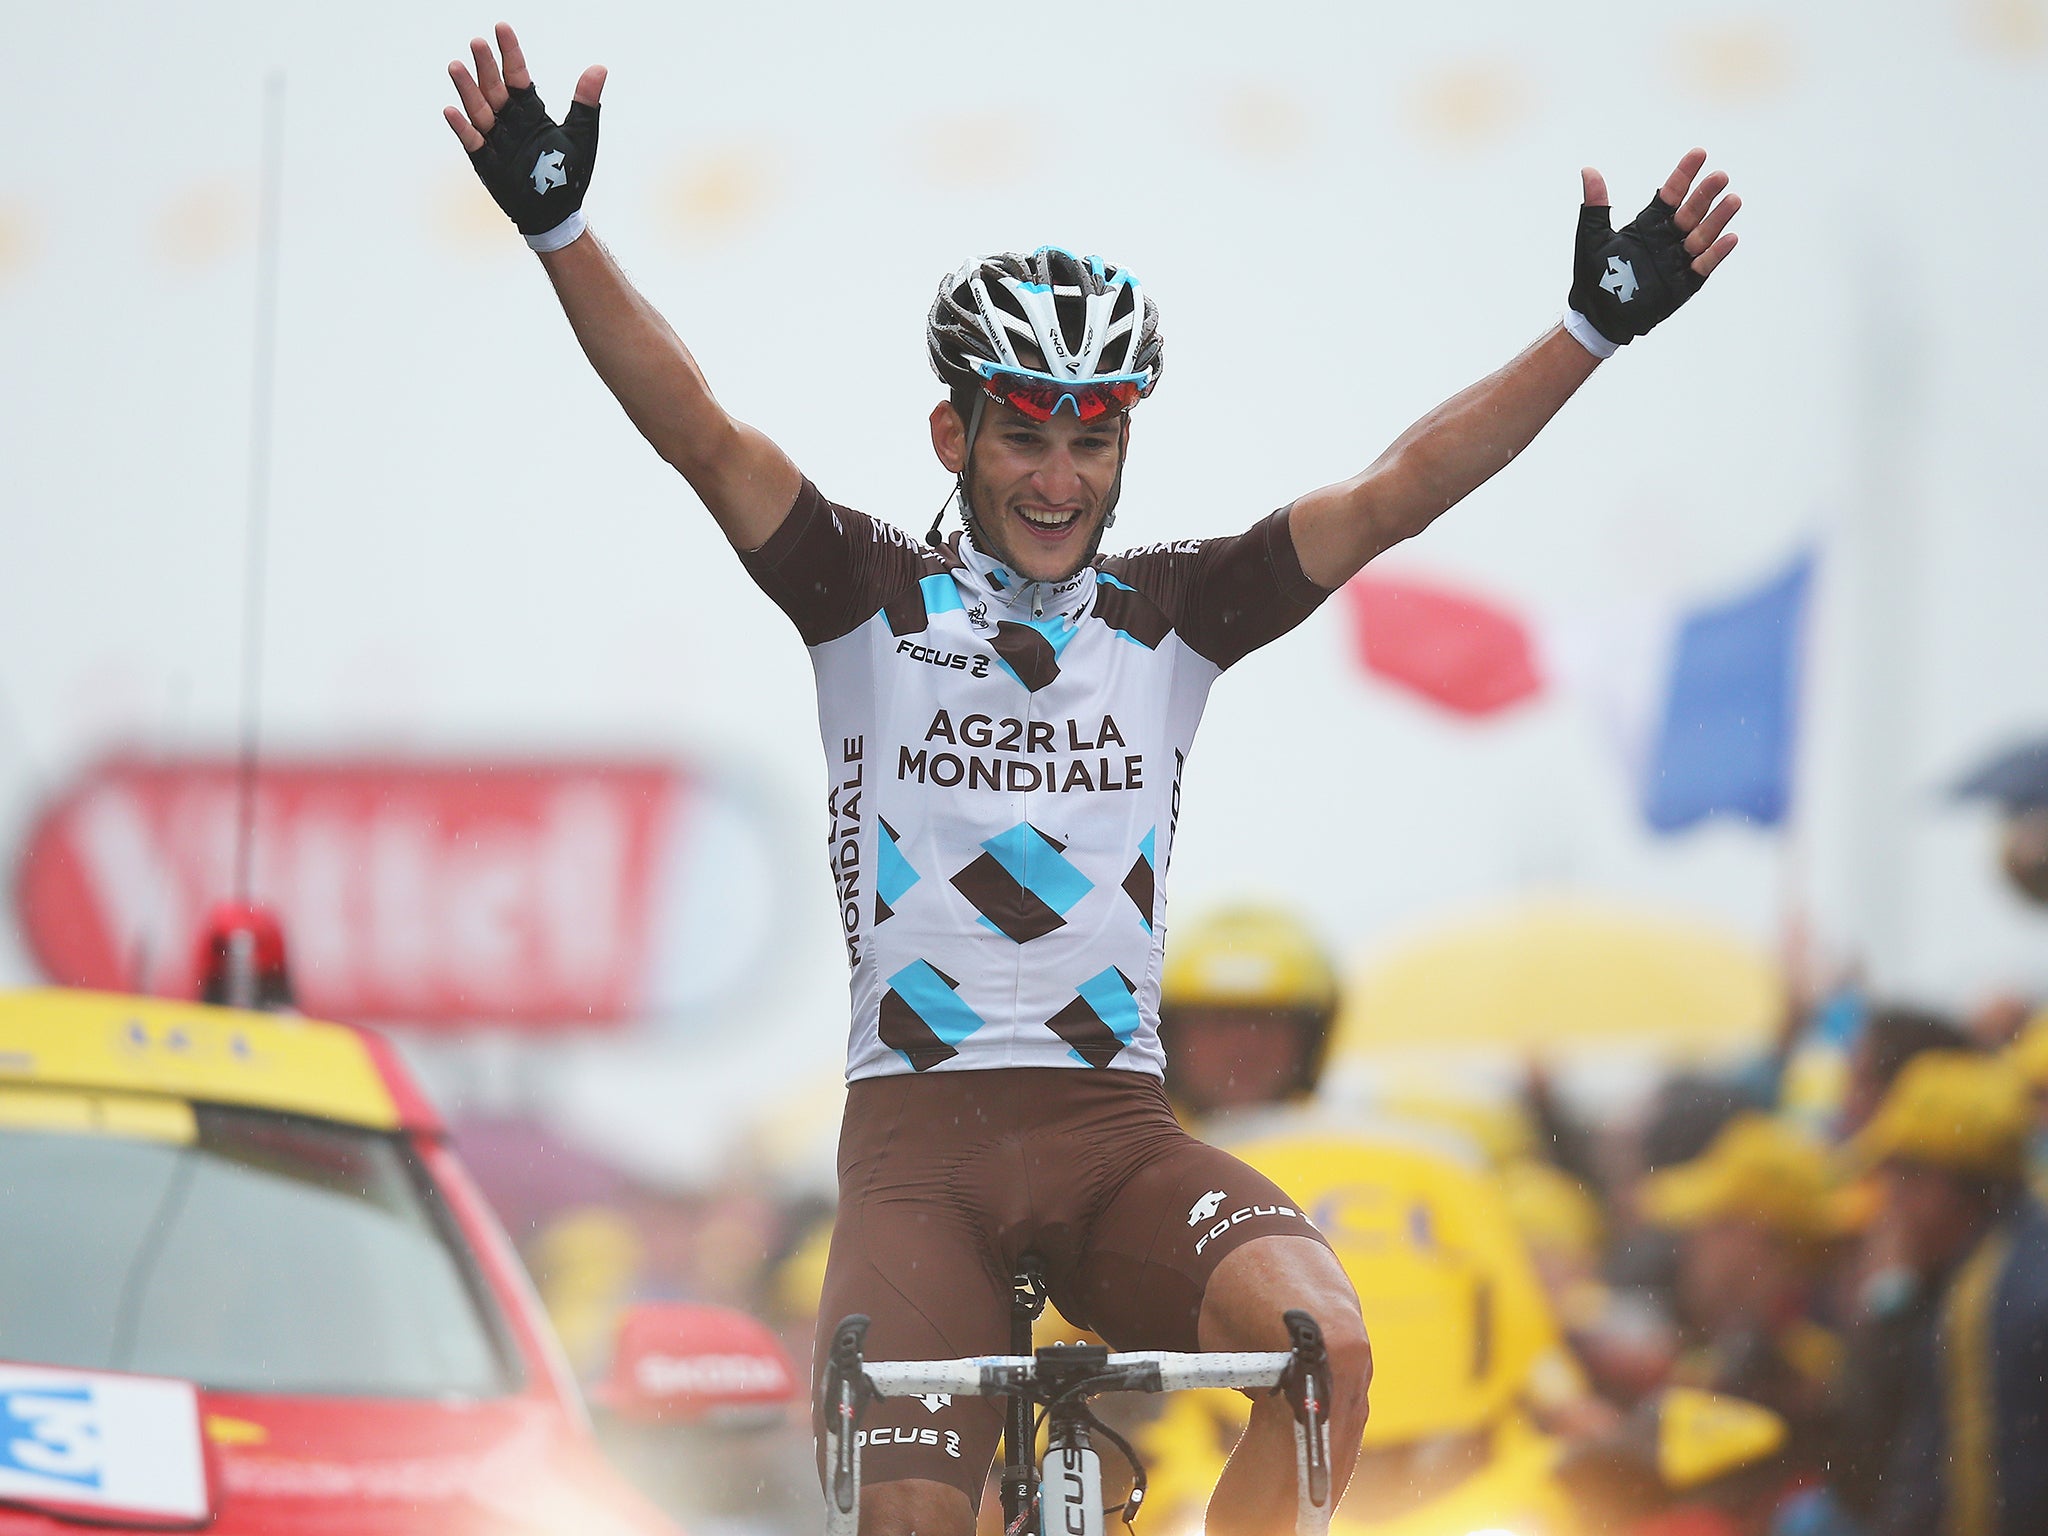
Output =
[{"x1": 809, "y1": 1067, "x2": 1326, "y2": 1503}]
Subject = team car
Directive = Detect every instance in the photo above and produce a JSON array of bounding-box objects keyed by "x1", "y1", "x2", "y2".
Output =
[{"x1": 0, "y1": 987, "x2": 784, "y2": 1534}]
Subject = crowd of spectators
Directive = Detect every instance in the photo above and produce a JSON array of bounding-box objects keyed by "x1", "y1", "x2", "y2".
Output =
[{"x1": 1524, "y1": 990, "x2": 2048, "y2": 1536}]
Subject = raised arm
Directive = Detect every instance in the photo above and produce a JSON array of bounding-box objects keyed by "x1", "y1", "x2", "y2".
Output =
[
  {"x1": 444, "y1": 23, "x2": 799, "y2": 550},
  {"x1": 1289, "y1": 151, "x2": 1741, "y2": 590}
]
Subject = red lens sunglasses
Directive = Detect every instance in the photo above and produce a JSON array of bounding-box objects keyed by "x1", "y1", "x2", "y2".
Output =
[{"x1": 974, "y1": 366, "x2": 1148, "y2": 423}]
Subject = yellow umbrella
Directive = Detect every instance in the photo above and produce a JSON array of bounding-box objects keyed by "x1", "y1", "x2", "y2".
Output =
[{"x1": 1333, "y1": 898, "x2": 1783, "y2": 1057}]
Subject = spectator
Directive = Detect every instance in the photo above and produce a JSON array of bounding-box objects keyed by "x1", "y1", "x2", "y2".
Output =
[
  {"x1": 1841, "y1": 1006, "x2": 1972, "y2": 1136},
  {"x1": 1603, "y1": 1073, "x2": 1768, "y2": 1317},
  {"x1": 1797, "y1": 1005, "x2": 1974, "y2": 1530},
  {"x1": 2004, "y1": 1008, "x2": 2048, "y2": 1192},
  {"x1": 1637, "y1": 1114, "x2": 1866, "y2": 1457},
  {"x1": 1844, "y1": 1052, "x2": 2048, "y2": 1536}
]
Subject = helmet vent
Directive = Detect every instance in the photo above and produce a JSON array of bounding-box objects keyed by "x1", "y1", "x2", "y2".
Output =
[
  {"x1": 1053, "y1": 290, "x2": 1088, "y2": 360},
  {"x1": 927, "y1": 249, "x2": 1162, "y2": 396}
]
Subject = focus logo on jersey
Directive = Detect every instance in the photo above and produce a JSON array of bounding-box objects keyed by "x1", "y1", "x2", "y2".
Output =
[
  {"x1": 1568, "y1": 194, "x2": 1704, "y2": 345},
  {"x1": 895, "y1": 639, "x2": 991, "y2": 677}
]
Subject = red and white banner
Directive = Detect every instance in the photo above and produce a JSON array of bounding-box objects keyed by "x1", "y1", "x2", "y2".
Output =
[{"x1": 13, "y1": 757, "x2": 782, "y2": 1030}]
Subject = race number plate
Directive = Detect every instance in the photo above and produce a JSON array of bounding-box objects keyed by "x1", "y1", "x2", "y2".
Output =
[{"x1": 0, "y1": 1363, "x2": 210, "y2": 1524}]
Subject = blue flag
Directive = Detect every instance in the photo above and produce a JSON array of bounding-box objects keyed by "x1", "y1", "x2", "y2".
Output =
[{"x1": 1642, "y1": 551, "x2": 1815, "y2": 833}]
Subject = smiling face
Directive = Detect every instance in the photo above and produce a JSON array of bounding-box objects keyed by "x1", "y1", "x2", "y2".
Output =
[{"x1": 930, "y1": 397, "x2": 1128, "y2": 584}]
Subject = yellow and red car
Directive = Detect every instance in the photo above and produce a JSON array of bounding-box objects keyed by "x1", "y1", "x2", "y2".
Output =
[{"x1": 0, "y1": 988, "x2": 700, "y2": 1535}]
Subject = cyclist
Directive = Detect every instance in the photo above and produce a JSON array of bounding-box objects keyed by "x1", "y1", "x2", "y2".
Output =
[{"x1": 443, "y1": 24, "x2": 1742, "y2": 1534}]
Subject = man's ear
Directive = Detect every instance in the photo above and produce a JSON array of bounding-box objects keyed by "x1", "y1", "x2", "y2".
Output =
[{"x1": 930, "y1": 401, "x2": 967, "y2": 474}]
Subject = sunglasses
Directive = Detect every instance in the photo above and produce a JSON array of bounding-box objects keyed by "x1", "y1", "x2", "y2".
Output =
[{"x1": 973, "y1": 364, "x2": 1149, "y2": 423}]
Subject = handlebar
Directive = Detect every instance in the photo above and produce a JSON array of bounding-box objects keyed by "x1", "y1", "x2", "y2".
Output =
[
  {"x1": 821, "y1": 1307, "x2": 1333, "y2": 1536},
  {"x1": 861, "y1": 1347, "x2": 1297, "y2": 1400}
]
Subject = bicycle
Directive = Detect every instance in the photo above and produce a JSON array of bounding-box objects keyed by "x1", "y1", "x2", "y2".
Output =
[{"x1": 821, "y1": 1258, "x2": 1335, "y2": 1536}]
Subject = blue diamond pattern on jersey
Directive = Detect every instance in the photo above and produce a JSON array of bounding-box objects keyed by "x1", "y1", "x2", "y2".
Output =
[
  {"x1": 876, "y1": 818, "x2": 919, "y2": 919},
  {"x1": 952, "y1": 823, "x2": 1095, "y2": 943},
  {"x1": 982, "y1": 822, "x2": 1091, "y2": 924},
  {"x1": 878, "y1": 958, "x2": 987, "y2": 1071},
  {"x1": 1122, "y1": 827, "x2": 1157, "y2": 931},
  {"x1": 1076, "y1": 966, "x2": 1142, "y2": 1043},
  {"x1": 1044, "y1": 966, "x2": 1142, "y2": 1067},
  {"x1": 888, "y1": 959, "x2": 983, "y2": 1045}
]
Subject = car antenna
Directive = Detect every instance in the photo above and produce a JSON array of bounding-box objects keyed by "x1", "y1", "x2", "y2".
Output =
[{"x1": 221, "y1": 73, "x2": 287, "y2": 1009}]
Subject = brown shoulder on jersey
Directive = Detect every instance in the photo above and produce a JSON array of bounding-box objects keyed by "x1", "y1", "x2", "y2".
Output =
[
  {"x1": 739, "y1": 479, "x2": 951, "y2": 648},
  {"x1": 1098, "y1": 506, "x2": 1332, "y2": 669}
]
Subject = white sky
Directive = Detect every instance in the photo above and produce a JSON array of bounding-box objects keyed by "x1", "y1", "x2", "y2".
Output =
[{"x1": 4, "y1": 1, "x2": 2044, "y2": 1178}]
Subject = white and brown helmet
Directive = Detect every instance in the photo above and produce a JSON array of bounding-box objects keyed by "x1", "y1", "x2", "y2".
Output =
[{"x1": 928, "y1": 246, "x2": 1163, "y2": 401}]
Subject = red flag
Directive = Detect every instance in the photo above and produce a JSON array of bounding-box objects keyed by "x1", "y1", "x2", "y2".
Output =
[{"x1": 1343, "y1": 574, "x2": 1543, "y2": 717}]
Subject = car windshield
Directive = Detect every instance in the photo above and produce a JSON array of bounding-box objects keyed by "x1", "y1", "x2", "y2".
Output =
[{"x1": 0, "y1": 1094, "x2": 518, "y2": 1398}]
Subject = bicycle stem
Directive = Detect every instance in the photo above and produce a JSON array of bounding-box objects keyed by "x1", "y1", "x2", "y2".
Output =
[{"x1": 1002, "y1": 1257, "x2": 1048, "y2": 1535}]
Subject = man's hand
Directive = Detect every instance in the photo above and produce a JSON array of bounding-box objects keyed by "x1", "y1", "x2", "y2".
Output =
[
  {"x1": 444, "y1": 23, "x2": 605, "y2": 251},
  {"x1": 1565, "y1": 149, "x2": 1741, "y2": 356}
]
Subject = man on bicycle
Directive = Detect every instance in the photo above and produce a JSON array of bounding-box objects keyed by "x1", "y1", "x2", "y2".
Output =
[{"x1": 444, "y1": 24, "x2": 1741, "y2": 1534}]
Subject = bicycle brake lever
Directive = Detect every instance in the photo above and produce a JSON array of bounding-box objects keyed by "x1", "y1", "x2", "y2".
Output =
[
  {"x1": 1280, "y1": 1309, "x2": 1332, "y2": 1514},
  {"x1": 823, "y1": 1314, "x2": 873, "y2": 1516}
]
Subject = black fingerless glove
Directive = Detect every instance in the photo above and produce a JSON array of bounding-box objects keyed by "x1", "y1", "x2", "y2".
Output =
[
  {"x1": 467, "y1": 83, "x2": 599, "y2": 251},
  {"x1": 1565, "y1": 194, "x2": 1704, "y2": 357}
]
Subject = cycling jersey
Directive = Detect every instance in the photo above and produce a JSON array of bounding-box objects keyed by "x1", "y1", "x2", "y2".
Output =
[{"x1": 742, "y1": 481, "x2": 1330, "y2": 1083}]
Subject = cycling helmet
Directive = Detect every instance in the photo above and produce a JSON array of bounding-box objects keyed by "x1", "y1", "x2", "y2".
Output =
[
  {"x1": 1160, "y1": 906, "x2": 1341, "y2": 1103},
  {"x1": 927, "y1": 246, "x2": 1163, "y2": 398}
]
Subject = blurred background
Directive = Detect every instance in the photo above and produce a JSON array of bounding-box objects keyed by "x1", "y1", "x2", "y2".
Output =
[{"x1": 3, "y1": 1, "x2": 2044, "y2": 1532}]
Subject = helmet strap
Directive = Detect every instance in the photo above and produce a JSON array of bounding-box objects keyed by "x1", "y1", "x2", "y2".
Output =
[
  {"x1": 928, "y1": 392, "x2": 988, "y2": 549},
  {"x1": 1074, "y1": 415, "x2": 1131, "y2": 566},
  {"x1": 1102, "y1": 414, "x2": 1131, "y2": 531}
]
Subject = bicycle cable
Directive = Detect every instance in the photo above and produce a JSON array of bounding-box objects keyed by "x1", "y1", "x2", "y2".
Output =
[{"x1": 1039, "y1": 1376, "x2": 1152, "y2": 1529}]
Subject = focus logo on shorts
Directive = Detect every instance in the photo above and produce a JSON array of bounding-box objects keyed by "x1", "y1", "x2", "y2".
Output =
[
  {"x1": 1192, "y1": 1202, "x2": 1310, "y2": 1256},
  {"x1": 855, "y1": 1426, "x2": 962, "y2": 1459},
  {"x1": 1188, "y1": 1189, "x2": 1227, "y2": 1226}
]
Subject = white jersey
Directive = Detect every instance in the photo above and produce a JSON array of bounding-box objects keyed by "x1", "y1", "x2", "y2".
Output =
[{"x1": 742, "y1": 481, "x2": 1330, "y2": 1083}]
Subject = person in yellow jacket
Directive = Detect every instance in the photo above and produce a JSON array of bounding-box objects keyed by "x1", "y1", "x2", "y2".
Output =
[
  {"x1": 1843, "y1": 1051, "x2": 2048, "y2": 1536},
  {"x1": 1126, "y1": 906, "x2": 1606, "y2": 1534},
  {"x1": 1635, "y1": 1113, "x2": 1868, "y2": 1478}
]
